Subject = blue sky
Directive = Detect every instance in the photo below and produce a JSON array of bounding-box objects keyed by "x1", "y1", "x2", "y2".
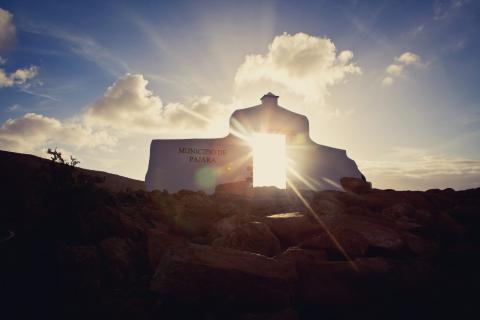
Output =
[{"x1": 0, "y1": 0, "x2": 479, "y2": 190}]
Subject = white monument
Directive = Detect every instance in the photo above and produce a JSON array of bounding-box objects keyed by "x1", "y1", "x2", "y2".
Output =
[{"x1": 145, "y1": 93, "x2": 364, "y2": 193}]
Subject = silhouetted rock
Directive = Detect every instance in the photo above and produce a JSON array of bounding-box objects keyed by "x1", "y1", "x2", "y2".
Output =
[
  {"x1": 172, "y1": 190, "x2": 220, "y2": 236},
  {"x1": 59, "y1": 245, "x2": 101, "y2": 298},
  {"x1": 264, "y1": 212, "x2": 321, "y2": 245},
  {"x1": 146, "y1": 228, "x2": 186, "y2": 270},
  {"x1": 276, "y1": 247, "x2": 328, "y2": 265},
  {"x1": 99, "y1": 237, "x2": 137, "y2": 288},
  {"x1": 150, "y1": 243, "x2": 297, "y2": 310},
  {"x1": 215, "y1": 180, "x2": 253, "y2": 197},
  {"x1": 208, "y1": 213, "x2": 256, "y2": 240},
  {"x1": 340, "y1": 177, "x2": 372, "y2": 194},
  {"x1": 300, "y1": 228, "x2": 369, "y2": 259},
  {"x1": 213, "y1": 221, "x2": 282, "y2": 256},
  {"x1": 3, "y1": 149, "x2": 480, "y2": 319},
  {"x1": 322, "y1": 215, "x2": 405, "y2": 254},
  {"x1": 297, "y1": 257, "x2": 394, "y2": 306}
]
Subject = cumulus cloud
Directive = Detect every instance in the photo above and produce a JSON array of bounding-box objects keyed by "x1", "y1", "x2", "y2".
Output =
[
  {"x1": 0, "y1": 66, "x2": 39, "y2": 88},
  {"x1": 0, "y1": 113, "x2": 116, "y2": 154},
  {"x1": 0, "y1": 8, "x2": 15, "y2": 52},
  {"x1": 397, "y1": 52, "x2": 422, "y2": 65},
  {"x1": 382, "y1": 51, "x2": 424, "y2": 86},
  {"x1": 1, "y1": 73, "x2": 233, "y2": 161},
  {"x1": 85, "y1": 73, "x2": 231, "y2": 135},
  {"x1": 234, "y1": 32, "x2": 361, "y2": 103},
  {"x1": 381, "y1": 76, "x2": 395, "y2": 87},
  {"x1": 386, "y1": 64, "x2": 403, "y2": 76}
]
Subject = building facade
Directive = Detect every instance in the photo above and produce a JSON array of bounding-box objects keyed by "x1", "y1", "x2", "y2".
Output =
[{"x1": 145, "y1": 93, "x2": 364, "y2": 193}]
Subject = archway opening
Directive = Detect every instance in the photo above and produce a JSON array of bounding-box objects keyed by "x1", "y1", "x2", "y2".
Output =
[{"x1": 251, "y1": 133, "x2": 286, "y2": 189}]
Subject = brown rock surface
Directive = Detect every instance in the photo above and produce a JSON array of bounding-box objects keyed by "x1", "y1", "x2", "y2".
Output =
[
  {"x1": 150, "y1": 243, "x2": 297, "y2": 309},
  {"x1": 212, "y1": 221, "x2": 282, "y2": 256},
  {"x1": 340, "y1": 177, "x2": 372, "y2": 194},
  {"x1": 264, "y1": 212, "x2": 321, "y2": 245}
]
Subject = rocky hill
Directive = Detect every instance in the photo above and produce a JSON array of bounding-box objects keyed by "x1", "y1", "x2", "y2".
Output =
[
  {"x1": 1, "y1": 151, "x2": 479, "y2": 319},
  {"x1": 0, "y1": 150, "x2": 145, "y2": 193}
]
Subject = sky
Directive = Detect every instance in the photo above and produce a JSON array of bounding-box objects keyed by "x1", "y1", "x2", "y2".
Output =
[{"x1": 0, "y1": 0, "x2": 479, "y2": 190}]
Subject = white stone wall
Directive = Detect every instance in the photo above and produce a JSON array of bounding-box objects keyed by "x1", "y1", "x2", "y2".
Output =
[{"x1": 145, "y1": 97, "x2": 364, "y2": 193}]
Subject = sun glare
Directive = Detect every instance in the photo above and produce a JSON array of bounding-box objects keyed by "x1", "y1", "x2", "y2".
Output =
[{"x1": 251, "y1": 133, "x2": 286, "y2": 188}]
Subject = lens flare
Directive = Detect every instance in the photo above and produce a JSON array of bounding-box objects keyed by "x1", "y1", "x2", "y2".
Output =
[{"x1": 251, "y1": 133, "x2": 286, "y2": 188}]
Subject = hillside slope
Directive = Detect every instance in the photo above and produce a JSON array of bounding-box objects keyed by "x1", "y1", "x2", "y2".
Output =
[{"x1": 0, "y1": 150, "x2": 145, "y2": 192}]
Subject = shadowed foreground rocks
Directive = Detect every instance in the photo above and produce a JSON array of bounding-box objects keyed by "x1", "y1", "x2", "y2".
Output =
[{"x1": 1, "y1": 161, "x2": 480, "y2": 319}]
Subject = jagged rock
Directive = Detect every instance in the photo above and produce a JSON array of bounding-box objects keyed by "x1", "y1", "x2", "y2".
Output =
[
  {"x1": 322, "y1": 215, "x2": 405, "y2": 253},
  {"x1": 99, "y1": 237, "x2": 137, "y2": 287},
  {"x1": 85, "y1": 207, "x2": 133, "y2": 240},
  {"x1": 213, "y1": 221, "x2": 282, "y2": 256},
  {"x1": 172, "y1": 190, "x2": 220, "y2": 236},
  {"x1": 403, "y1": 233, "x2": 439, "y2": 258},
  {"x1": 208, "y1": 213, "x2": 256, "y2": 239},
  {"x1": 340, "y1": 177, "x2": 372, "y2": 194},
  {"x1": 312, "y1": 197, "x2": 345, "y2": 216},
  {"x1": 297, "y1": 258, "x2": 394, "y2": 305},
  {"x1": 300, "y1": 228, "x2": 369, "y2": 259},
  {"x1": 382, "y1": 202, "x2": 431, "y2": 230},
  {"x1": 59, "y1": 245, "x2": 101, "y2": 298},
  {"x1": 146, "y1": 228, "x2": 186, "y2": 269},
  {"x1": 215, "y1": 181, "x2": 253, "y2": 197},
  {"x1": 433, "y1": 211, "x2": 467, "y2": 239},
  {"x1": 150, "y1": 243, "x2": 297, "y2": 309},
  {"x1": 264, "y1": 212, "x2": 321, "y2": 245},
  {"x1": 276, "y1": 247, "x2": 328, "y2": 265}
]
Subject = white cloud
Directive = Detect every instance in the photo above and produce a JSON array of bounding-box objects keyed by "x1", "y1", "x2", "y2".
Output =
[
  {"x1": 234, "y1": 32, "x2": 361, "y2": 103},
  {"x1": 1, "y1": 73, "x2": 231, "y2": 162},
  {"x1": 0, "y1": 113, "x2": 116, "y2": 154},
  {"x1": 396, "y1": 52, "x2": 422, "y2": 65},
  {"x1": 382, "y1": 51, "x2": 424, "y2": 86},
  {"x1": 0, "y1": 8, "x2": 15, "y2": 52},
  {"x1": 0, "y1": 56, "x2": 6, "y2": 65},
  {"x1": 381, "y1": 76, "x2": 395, "y2": 86},
  {"x1": 0, "y1": 66, "x2": 39, "y2": 88},
  {"x1": 386, "y1": 64, "x2": 404, "y2": 76},
  {"x1": 84, "y1": 73, "x2": 231, "y2": 136}
]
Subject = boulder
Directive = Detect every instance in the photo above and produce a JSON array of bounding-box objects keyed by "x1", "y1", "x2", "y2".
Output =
[
  {"x1": 264, "y1": 212, "x2": 321, "y2": 245},
  {"x1": 296, "y1": 258, "x2": 394, "y2": 306},
  {"x1": 300, "y1": 228, "x2": 369, "y2": 259},
  {"x1": 208, "y1": 213, "x2": 256, "y2": 239},
  {"x1": 215, "y1": 180, "x2": 253, "y2": 197},
  {"x1": 276, "y1": 247, "x2": 328, "y2": 265},
  {"x1": 382, "y1": 203, "x2": 431, "y2": 230},
  {"x1": 340, "y1": 177, "x2": 372, "y2": 194},
  {"x1": 322, "y1": 215, "x2": 405, "y2": 254},
  {"x1": 85, "y1": 206, "x2": 142, "y2": 241},
  {"x1": 99, "y1": 237, "x2": 137, "y2": 287},
  {"x1": 213, "y1": 221, "x2": 282, "y2": 256},
  {"x1": 146, "y1": 228, "x2": 186, "y2": 269},
  {"x1": 170, "y1": 190, "x2": 221, "y2": 237},
  {"x1": 312, "y1": 197, "x2": 345, "y2": 216},
  {"x1": 59, "y1": 245, "x2": 101, "y2": 298},
  {"x1": 403, "y1": 233, "x2": 439, "y2": 258},
  {"x1": 151, "y1": 243, "x2": 297, "y2": 310}
]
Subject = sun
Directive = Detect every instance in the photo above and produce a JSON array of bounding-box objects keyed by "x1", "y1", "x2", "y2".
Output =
[{"x1": 250, "y1": 133, "x2": 287, "y2": 188}]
